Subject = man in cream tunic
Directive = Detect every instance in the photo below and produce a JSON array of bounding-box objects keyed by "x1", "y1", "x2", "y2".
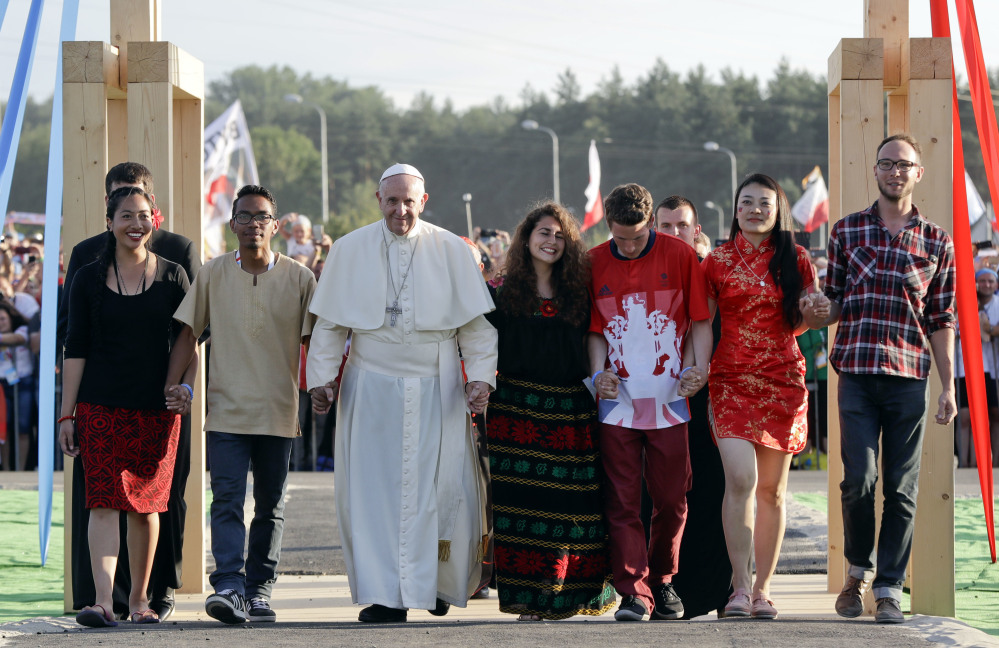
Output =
[{"x1": 307, "y1": 164, "x2": 497, "y2": 623}]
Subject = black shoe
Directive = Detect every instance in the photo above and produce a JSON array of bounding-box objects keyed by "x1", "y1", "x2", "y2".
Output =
[
  {"x1": 150, "y1": 589, "x2": 176, "y2": 622},
  {"x1": 651, "y1": 582, "x2": 684, "y2": 620},
  {"x1": 614, "y1": 595, "x2": 649, "y2": 621},
  {"x1": 247, "y1": 596, "x2": 277, "y2": 622},
  {"x1": 428, "y1": 598, "x2": 450, "y2": 616},
  {"x1": 205, "y1": 589, "x2": 247, "y2": 624},
  {"x1": 358, "y1": 604, "x2": 408, "y2": 623}
]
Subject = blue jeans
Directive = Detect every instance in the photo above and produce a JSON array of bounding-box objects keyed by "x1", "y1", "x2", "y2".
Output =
[
  {"x1": 838, "y1": 372, "x2": 928, "y2": 602},
  {"x1": 207, "y1": 431, "x2": 292, "y2": 599}
]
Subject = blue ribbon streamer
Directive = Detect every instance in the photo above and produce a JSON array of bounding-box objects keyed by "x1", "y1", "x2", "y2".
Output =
[
  {"x1": 37, "y1": 0, "x2": 80, "y2": 567},
  {"x1": 0, "y1": 0, "x2": 44, "y2": 223}
]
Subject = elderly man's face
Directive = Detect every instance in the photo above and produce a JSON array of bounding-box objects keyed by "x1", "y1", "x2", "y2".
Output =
[{"x1": 377, "y1": 175, "x2": 428, "y2": 236}]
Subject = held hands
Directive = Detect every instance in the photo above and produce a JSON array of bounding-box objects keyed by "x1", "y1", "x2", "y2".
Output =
[
  {"x1": 311, "y1": 380, "x2": 340, "y2": 415},
  {"x1": 164, "y1": 384, "x2": 193, "y2": 415},
  {"x1": 677, "y1": 366, "x2": 707, "y2": 398},
  {"x1": 593, "y1": 370, "x2": 620, "y2": 400},
  {"x1": 59, "y1": 419, "x2": 79, "y2": 457},
  {"x1": 799, "y1": 293, "x2": 831, "y2": 328},
  {"x1": 466, "y1": 381, "x2": 490, "y2": 414}
]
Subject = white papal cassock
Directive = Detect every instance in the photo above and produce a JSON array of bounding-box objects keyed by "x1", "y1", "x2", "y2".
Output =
[{"x1": 307, "y1": 218, "x2": 497, "y2": 610}]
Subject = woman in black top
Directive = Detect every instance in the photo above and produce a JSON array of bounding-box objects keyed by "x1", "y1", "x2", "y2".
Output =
[
  {"x1": 60, "y1": 186, "x2": 196, "y2": 627},
  {"x1": 484, "y1": 202, "x2": 615, "y2": 620}
]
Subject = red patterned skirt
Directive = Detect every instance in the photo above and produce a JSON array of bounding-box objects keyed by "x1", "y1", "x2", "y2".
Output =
[{"x1": 77, "y1": 402, "x2": 180, "y2": 513}]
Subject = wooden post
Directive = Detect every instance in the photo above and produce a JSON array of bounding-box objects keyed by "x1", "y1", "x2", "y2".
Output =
[{"x1": 905, "y1": 36, "x2": 955, "y2": 617}]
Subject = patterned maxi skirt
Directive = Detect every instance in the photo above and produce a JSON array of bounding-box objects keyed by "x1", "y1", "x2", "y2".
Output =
[
  {"x1": 485, "y1": 374, "x2": 616, "y2": 619},
  {"x1": 77, "y1": 402, "x2": 180, "y2": 514}
]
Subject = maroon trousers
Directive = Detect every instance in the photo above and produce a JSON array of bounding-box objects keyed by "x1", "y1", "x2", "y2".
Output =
[{"x1": 600, "y1": 422, "x2": 691, "y2": 613}]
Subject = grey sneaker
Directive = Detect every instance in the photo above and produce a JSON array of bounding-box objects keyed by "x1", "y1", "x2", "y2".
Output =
[
  {"x1": 834, "y1": 575, "x2": 871, "y2": 618},
  {"x1": 205, "y1": 589, "x2": 247, "y2": 624},
  {"x1": 614, "y1": 595, "x2": 649, "y2": 621},
  {"x1": 247, "y1": 596, "x2": 276, "y2": 622},
  {"x1": 875, "y1": 597, "x2": 904, "y2": 624},
  {"x1": 651, "y1": 582, "x2": 684, "y2": 620}
]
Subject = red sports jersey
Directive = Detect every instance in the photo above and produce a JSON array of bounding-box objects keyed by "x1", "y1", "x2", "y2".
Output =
[{"x1": 588, "y1": 233, "x2": 710, "y2": 429}]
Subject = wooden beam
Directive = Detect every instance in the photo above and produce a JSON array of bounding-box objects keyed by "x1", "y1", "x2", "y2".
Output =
[
  {"x1": 110, "y1": 0, "x2": 160, "y2": 87},
  {"x1": 864, "y1": 0, "x2": 908, "y2": 89},
  {"x1": 828, "y1": 38, "x2": 883, "y2": 95},
  {"x1": 908, "y1": 72, "x2": 956, "y2": 617},
  {"x1": 128, "y1": 82, "x2": 174, "y2": 228},
  {"x1": 172, "y1": 96, "x2": 207, "y2": 594},
  {"x1": 127, "y1": 41, "x2": 204, "y2": 100}
]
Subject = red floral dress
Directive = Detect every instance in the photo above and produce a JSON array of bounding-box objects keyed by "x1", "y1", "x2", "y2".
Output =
[{"x1": 702, "y1": 233, "x2": 814, "y2": 453}]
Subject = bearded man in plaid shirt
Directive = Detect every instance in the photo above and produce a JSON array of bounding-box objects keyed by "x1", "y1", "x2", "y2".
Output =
[{"x1": 803, "y1": 133, "x2": 956, "y2": 625}]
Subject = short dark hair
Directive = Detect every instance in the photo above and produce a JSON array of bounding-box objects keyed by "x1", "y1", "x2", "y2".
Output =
[
  {"x1": 655, "y1": 195, "x2": 698, "y2": 225},
  {"x1": 604, "y1": 183, "x2": 653, "y2": 226},
  {"x1": 232, "y1": 185, "x2": 277, "y2": 218},
  {"x1": 105, "y1": 162, "x2": 154, "y2": 196},
  {"x1": 877, "y1": 133, "x2": 922, "y2": 161}
]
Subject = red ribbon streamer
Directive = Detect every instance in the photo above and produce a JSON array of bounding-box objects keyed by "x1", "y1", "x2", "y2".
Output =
[{"x1": 931, "y1": 0, "x2": 996, "y2": 562}]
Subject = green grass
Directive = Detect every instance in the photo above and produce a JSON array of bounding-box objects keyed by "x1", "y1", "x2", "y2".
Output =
[
  {"x1": 0, "y1": 491, "x2": 66, "y2": 622},
  {"x1": 793, "y1": 491, "x2": 999, "y2": 637}
]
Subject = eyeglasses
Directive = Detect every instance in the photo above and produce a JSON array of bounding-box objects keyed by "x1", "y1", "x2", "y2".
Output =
[
  {"x1": 876, "y1": 158, "x2": 918, "y2": 173},
  {"x1": 233, "y1": 212, "x2": 275, "y2": 224}
]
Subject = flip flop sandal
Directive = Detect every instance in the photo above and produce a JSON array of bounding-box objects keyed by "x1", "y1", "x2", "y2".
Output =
[
  {"x1": 130, "y1": 609, "x2": 160, "y2": 624},
  {"x1": 76, "y1": 604, "x2": 118, "y2": 628}
]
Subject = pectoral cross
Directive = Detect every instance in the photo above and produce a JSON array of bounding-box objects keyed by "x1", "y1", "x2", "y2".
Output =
[{"x1": 386, "y1": 300, "x2": 403, "y2": 327}]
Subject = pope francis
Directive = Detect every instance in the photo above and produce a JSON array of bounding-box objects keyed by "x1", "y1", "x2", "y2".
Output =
[{"x1": 307, "y1": 163, "x2": 498, "y2": 623}]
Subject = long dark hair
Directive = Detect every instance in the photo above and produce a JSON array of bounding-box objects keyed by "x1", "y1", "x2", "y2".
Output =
[
  {"x1": 0, "y1": 301, "x2": 27, "y2": 334},
  {"x1": 90, "y1": 186, "x2": 156, "y2": 343},
  {"x1": 498, "y1": 202, "x2": 590, "y2": 326},
  {"x1": 728, "y1": 173, "x2": 803, "y2": 330}
]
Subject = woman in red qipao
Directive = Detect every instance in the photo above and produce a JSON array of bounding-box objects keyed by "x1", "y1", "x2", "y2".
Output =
[{"x1": 700, "y1": 174, "x2": 826, "y2": 620}]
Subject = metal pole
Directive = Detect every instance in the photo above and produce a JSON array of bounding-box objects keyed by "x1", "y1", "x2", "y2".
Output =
[
  {"x1": 463, "y1": 193, "x2": 474, "y2": 238},
  {"x1": 540, "y1": 126, "x2": 560, "y2": 205},
  {"x1": 724, "y1": 147, "x2": 737, "y2": 208},
  {"x1": 315, "y1": 104, "x2": 329, "y2": 226}
]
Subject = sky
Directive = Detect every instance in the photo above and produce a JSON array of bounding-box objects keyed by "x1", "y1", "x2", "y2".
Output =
[{"x1": 1, "y1": 0, "x2": 997, "y2": 112}]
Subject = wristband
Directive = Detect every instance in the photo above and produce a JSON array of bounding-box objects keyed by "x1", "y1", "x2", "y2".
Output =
[
  {"x1": 180, "y1": 383, "x2": 194, "y2": 400},
  {"x1": 680, "y1": 367, "x2": 694, "y2": 379},
  {"x1": 591, "y1": 370, "x2": 604, "y2": 387},
  {"x1": 57, "y1": 415, "x2": 75, "y2": 424}
]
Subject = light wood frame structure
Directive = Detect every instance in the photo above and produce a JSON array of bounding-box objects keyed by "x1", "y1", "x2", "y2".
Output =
[
  {"x1": 826, "y1": 0, "x2": 955, "y2": 616},
  {"x1": 61, "y1": 0, "x2": 207, "y2": 610}
]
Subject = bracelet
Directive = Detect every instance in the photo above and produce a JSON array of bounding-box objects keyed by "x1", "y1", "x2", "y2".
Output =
[
  {"x1": 591, "y1": 370, "x2": 604, "y2": 387},
  {"x1": 180, "y1": 383, "x2": 194, "y2": 400},
  {"x1": 680, "y1": 367, "x2": 694, "y2": 379},
  {"x1": 57, "y1": 415, "x2": 75, "y2": 424}
]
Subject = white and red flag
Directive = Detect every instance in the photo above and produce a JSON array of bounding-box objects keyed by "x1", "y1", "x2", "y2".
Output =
[
  {"x1": 203, "y1": 100, "x2": 259, "y2": 258},
  {"x1": 791, "y1": 166, "x2": 829, "y2": 233},
  {"x1": 582, "y1": 139, "x2": 603, "y2": 231}
]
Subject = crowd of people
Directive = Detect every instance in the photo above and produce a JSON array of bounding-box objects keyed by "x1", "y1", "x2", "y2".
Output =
[{"x1": 37, "y1": 133, "x2": 972, "y2": 629}]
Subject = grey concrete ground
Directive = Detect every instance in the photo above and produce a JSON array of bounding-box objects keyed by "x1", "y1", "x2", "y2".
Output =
[{"x1": 1, "y1": 468, "x2": 996, "y2": 648}]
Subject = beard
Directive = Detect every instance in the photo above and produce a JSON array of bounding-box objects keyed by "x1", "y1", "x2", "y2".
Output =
[{"x1": 877, "y1": 178, "x2": 914, "y2": 203}]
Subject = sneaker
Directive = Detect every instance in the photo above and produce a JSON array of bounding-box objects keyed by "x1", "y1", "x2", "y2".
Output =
[
  {"x1": 205, "y1": 589, "x2": 247, "y2": 624},
  {"x1": 470, "y1": 586, "x2": 490, "y2": 599},
  {"x1": 834, "y1": 575, "x2": 872, "y2": 618},
  {"x1": 751, "y1": 593, "x2": 778, "y2": 619},
  {"x1": 651, "y1": 582, "x2": 684, "y2": 620},
  {"x1": 614, "y1": 595, "x2": 649, "y2": 621},
  {"x1": 247, "y1": 596, "x2": 276, "y2": 622},
  {"x1": 875, "y1": 597, "x2": 904, "y2": 624},
  {"x1": 724, "y1": 588, "x2": 751, "y2": 617}
]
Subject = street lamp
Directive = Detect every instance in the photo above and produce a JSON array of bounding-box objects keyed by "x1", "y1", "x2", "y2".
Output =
[
  {"x1": 521, "y1": 119, "x2": 560, "y2": 204},
  {"x1": 704, "y1": 200, "x2": 727, "y2": 242},
  {"x1": 284, "y1": 93, "x2": 329, "y2": 225},
  {"x1": 703, "y1": 140, "x2": 737, "y2": 229},
  {"x1": 462, "y1": 193, "x2": 473, "y2": 238}
]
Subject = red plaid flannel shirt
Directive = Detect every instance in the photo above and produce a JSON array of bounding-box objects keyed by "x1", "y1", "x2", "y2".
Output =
[{"x1": 825, "y1": 201, "x2": 955, "y2": 379}]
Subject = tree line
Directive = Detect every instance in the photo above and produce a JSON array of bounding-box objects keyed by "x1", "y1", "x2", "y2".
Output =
[{"x1": 4, "y1": 59, "x2": 996, "y2": 244}]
